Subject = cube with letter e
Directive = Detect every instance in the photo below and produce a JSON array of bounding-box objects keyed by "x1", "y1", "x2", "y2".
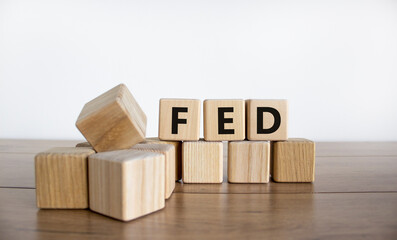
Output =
[{"x1": 204, "y1": 99, "x2": 245, "y2": 141}]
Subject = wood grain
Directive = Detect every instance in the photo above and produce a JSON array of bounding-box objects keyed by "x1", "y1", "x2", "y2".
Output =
[
  {"x1": 0, "y1": 139, "x2": 82, "y2": 153},
  {"x1": 35, "y1": 147, "x2": 95, "y2": 208},
  {"x1": 246, "y1": 99, "x2": 288, "y2": 141},
  {"x1": 2, "y1": 139, "x2": 396, "y2": 156},
  {"x1": 145, "y1": 137, "x2": 182, "y2": 181},
  {"x1": 74, "y1": 139, "x2": 213, "y2": 180},
  {"x1": 182, "y1": 140, "x2": 223, "y2": 183},
  {"x1": 89, "y1": 150, "x2": 165, "y2": 221},
  {"x1": 1, "y1": 140, "x2": 397, "y2": 239},
  {"x1": 203, "y1": 99, "x2": 245, "y2": 141},
  {"x1": 272, "y1": 138, "x2": 315, "y2": 182},
  {"x1": 158, "y1": 99, "x2": 201, "y2": 141},
  {"x1": 76, "y1": 84, "x2": 147, "y2": 152},
  {"x1": 0, "y1": 153, "x2": 35, "y2": 188},
  {"x1": 132, "y1": 143, "x2": 175, "y2": 199},
  {"x1": 3, "y1": 153, "x2": 397, "y2": 194},
  {"x1": 316, "y1": 141, "x2": 397, "y2": 157},
  {"x1": 228, "y1": 141, "x2": 270, "y2": 183},
  {"x1": 0, "y1": 189, "x2": 396, "y2": 240}
]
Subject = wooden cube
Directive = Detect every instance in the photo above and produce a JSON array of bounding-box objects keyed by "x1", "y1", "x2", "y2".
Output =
[
  {"x1": 89, "y1": 150, "x2": 165, "y2": 221},
  {"x1": 158, "y1": 99, "x2": 200, "y2": 141},
  {"x1": 145, "y1": 137, "x2": 182, "y2": 181},
  {"x1": 35, "y1": 147, "x2": 95, "y2": 209},
  {"x1": 204, "y1": 99, "x2": 245, "y2": 141},
  {"x1": 76, "y1": 84, "x2": 147, "y2": 152},
  {"x1": 272, "y1": 138, "x2": 315, "y2": 182},
  {"x1": 132, "y1": 143, "x2": 175, "y2": 199},
  {"x1": 228, "y1": 141, "x2": 270, "y2": 183},
  {"x1": 76, "y1": 142, "x2": 91, "y2": 148},
  {"x1": 246, "y1": 99, "x2": 288, "y2": 141},
  {"x1": 182, "y1": 140, "x2": 223, "y2": 183}
]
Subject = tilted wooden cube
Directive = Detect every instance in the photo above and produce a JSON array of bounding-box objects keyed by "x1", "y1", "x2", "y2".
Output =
[
  {"x1": 272, "y1": 138, "x2": 315, "y2": 182},
  {"x1": 89, "y1": 150, "x2": 165, "y2": 221},
  {"x1": 132, "y1": 143, "x2": 175, "y2": 199},
  {"x1": 158, "y1": 99, "x2": 201, "y2": 141},
  {"x1": 204, "y1": 99, "x2": 245, "y2": 141},
  {"x1": 145, "y1": 137, "x2": 182, "y2": 181},
  {"x1": 182, "y1": 140, "x2": 223, "y2": 183},
  {"x1": 246, "y1": 99, "x2": 288, "y2": 141},
  {"x1": 76, "y1": 84, "x2": 147, "y2": 152},
  {"x1": 228, "y1": 141, "x2": 270, "y2": 183},
  {"x1": 35, "y1": 147, "x2": 95, "y2": 209}
]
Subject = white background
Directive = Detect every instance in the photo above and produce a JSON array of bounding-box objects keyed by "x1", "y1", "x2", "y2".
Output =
[{"x1": 1, "y1": 0, "x2": 396, "y2": 141}]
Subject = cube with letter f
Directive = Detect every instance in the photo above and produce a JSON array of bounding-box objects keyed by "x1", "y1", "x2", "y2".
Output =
[{"x1": 158, "y1": 99, "x2": 201, "y2": 141}]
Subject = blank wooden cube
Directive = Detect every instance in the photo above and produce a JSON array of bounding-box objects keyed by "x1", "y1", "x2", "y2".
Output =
[
  {"x1": 76, "y1": 84, "x2": 147, "y2": 152},
  {"x1": 204, "y1": 99, "x2": 245, "y2": 141},
  {"x1": 145, "y1": 137, "x2": 182, "y2": 181},
  {"x1": 89, "y1": 150, "x2": 165, "y2": 221},
  {"x1": 35, "y1": 147, "x2": 95, "y2": 209},
  {"x1": 246, "y1": 99, "x2": 288, "y2": 141},
  {"x1": 228, "y1": 141, "x2": 270, "y2": 183},
  {"x1": 158, "y1": 99, "x2": 200, "y2": 141},
  {"x1": 272, "y1": 138, "x2": 315, "y2": 182},
  {"x1": 132, "y1": 143, "x2": 175, "y2": 199},
  {"x1": 182, "y1": 140, "x2": 223, "y2": 183}
]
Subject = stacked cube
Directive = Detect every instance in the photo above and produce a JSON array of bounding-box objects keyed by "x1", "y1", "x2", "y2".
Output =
[
  {"x1": 159, "y1": 99, "x2": 315, "y2": 184},
  {"x1": 35, "y1": 84, "x2": 175, "y2": 221},
  {"x1": 34, "y1": 84, "x2": 315, "y2": 222}
]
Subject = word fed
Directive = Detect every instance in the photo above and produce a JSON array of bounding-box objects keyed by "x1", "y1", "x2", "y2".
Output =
[{"x1": 159, "y1": 99, "x2": 288, "y2": 141}]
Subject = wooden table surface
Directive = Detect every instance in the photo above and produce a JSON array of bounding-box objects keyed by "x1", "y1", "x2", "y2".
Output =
[{"x1": 1, "y1": 139, "x2": 397, "y2": 239}]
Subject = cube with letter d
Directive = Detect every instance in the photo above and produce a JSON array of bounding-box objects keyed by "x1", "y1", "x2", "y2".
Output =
[
  {"x1": 158, "y1": 99, "x2": 201, "y2": 141},
  {"x1": 246, "y1": 99, "x2": 288, "y2": 141}
]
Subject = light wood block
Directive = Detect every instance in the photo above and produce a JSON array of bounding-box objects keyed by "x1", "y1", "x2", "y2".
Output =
[
  {"x1": 75, "y1": 142, "x2": 91, "y2": 148},
  {"x1": 158, "y1": 99, "x2": 200, "y2": 141},
  {"x1": 77, "y1": 139, "x2": 182, "y2": 184},
  {"x1": 132, "y1": 143, "x2": 175, "y2": 199},
  {"x1": 204, "y1": 99, "x2": 245, "y2": 141},
  {"x1": 76, "y1": 84, "x2": 147, "y2": 152},
  {"x1": 89, "y1": 150, "x2": 165, "y2": 221},
  {"x1": 228, "y1": 141, "x2": 270, "y2": 183},
  {"x1": 35, "y1": 147, "x2": 95, "y2": 209},
  {"x1": 272, "y1": 138, "x2": 315, "y2": 182},
  {"x1": 145, "y1": 137, "x2": 182, "y2": 181},
  {"x1": 246, "y1": 99, "x2": 288, "y2": 141},
  {"x1": 182, "y1": 140, "x2": 223, "y2": 183}
]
